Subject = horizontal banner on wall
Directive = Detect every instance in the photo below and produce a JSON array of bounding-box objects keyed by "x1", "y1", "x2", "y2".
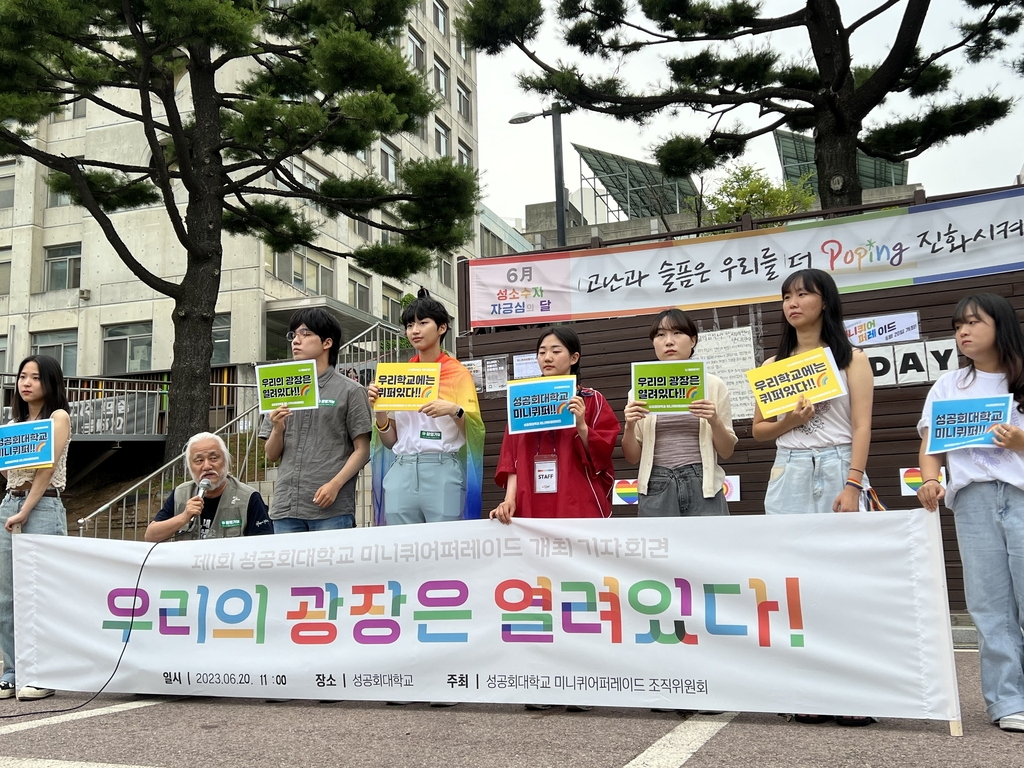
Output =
[
  {"x1": 15, "y1": 514, "x2": 958, "y2": 719},
  {"x1": 469, "y1": 187, "x2": 1024, "y2": 326}
]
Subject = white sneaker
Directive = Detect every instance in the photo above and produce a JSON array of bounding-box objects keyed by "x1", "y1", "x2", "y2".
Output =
[
  {"x1": 999, "y1": 712, "x2": 1024, "y2": 732},
  {"x1": 0, "y1": 681, "x2": 14, "y2": 699},
  {"x1": 16, "y1": 686, "x2": 55, "y2": 701}
]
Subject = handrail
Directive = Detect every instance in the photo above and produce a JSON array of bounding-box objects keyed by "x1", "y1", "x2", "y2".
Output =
[
  {"x1": 77, "y1": 401, "x2": 261, "y2": 535},
  {"x1": 341, "y1": 320, "x2": 403, "y2": 350}
]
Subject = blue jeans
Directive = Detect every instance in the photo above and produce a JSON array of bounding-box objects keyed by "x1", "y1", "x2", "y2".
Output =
[
  {"x1": 0, "y1": 494, "x2": 67, "y2": 684},
  {"x1": 953, "y1": 481, "x2": 1024, "y2": 721},
  {"x1": 272, "y1": 514, "x2": 355, "y2": 534},
  {"x1": 383, "y1": 453, "x2": 464, "y2": 525},
  {"x1": 764, "y1": 445, "x2": 852, "y2": 515}
]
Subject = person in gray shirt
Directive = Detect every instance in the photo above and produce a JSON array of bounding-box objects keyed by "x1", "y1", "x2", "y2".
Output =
[{"x1": 259, "y1": 308, "x2": 373, "y2": 532}]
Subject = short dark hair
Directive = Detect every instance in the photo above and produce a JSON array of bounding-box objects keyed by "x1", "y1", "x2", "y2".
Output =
[
  {"x1": 536, "y1": 325, "x2": 582, "y2": 378},
  {"x1": 953, "y1": 293, "x2": 1024, "y2": 413},
  {"x1": 649, "y1": 308, "x2": 699, "y2": 348},
  {"x1": 289, "y1": 307, "x2": 341, "y2": 367},
  {"x1": 401, "y1": 288, "x2": 452, "y2": 342},
  {"x1": 12, "y1": 355, "x2": 70, "y2": 422}
]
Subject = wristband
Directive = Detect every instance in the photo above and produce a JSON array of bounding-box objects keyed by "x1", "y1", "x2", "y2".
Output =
[
  {"x1": 922, "y1": 478, "x2": 941, "y2": 487},
  {"x1": 376, "y1": 418, "x2": 392, "y2": 433},
  {"x1": 848, "y1": 467, "x2": 864, "y2": 476},
  {"x1": 845, "y1": 480, "x2": 864, "y2": 490}
]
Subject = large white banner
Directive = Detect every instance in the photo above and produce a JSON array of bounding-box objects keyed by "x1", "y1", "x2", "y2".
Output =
[
  {"x1": 470, "y1": 187, "x2": 1024, "y2": 326},
  {"x1": 15, "y1": 513, "x2": 959, "y2": 720}
]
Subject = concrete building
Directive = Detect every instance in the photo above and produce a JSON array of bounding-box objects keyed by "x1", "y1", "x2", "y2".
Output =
[{"x1": 0, "y1": 2, "x2": 478, "y2": 377}]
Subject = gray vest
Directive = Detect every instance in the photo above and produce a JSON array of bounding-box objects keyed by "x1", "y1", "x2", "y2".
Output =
[{"x1": 172, "y1": 475, "x2": 257, "y2": 541}]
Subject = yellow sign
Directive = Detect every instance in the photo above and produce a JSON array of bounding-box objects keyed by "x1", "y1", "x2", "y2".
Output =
[
  {"x1": 373, "y1": 362, "x2": 442, "y2": 411},
  {"x1": 746, "y1": 347, "x2": 846, "y2": 419}
]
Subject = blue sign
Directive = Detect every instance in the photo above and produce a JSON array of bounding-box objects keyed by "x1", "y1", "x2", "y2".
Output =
[
  {"x1": 926, "y1": 394, "x2": 1013, "y2": 454},
  {"x1": 507, "y1": 376, "x2": 577, "y2": 435},
  {"x1": 0, "y1": 419, "x2": 55, "y2": 471}
]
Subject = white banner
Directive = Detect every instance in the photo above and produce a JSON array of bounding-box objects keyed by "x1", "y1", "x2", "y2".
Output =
[
  {"x1": 845, "y1": 312, "x2": 920, "y2": 346},
  {"x1": 470, "y1": 187, "x2": 1024, "y2": 326},
  {"x1": 14, "y1": 514, "x2": 958, "y2": 719}
]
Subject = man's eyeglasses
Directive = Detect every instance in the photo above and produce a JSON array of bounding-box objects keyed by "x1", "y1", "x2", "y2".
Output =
[{"x1": 285, "y1": 329, "x2": 318, "y2": 342}]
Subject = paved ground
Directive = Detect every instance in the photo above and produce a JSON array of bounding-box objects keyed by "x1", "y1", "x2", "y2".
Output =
[{"x1": 0, "y1": 651, "x2": 1020, "y2": 768}]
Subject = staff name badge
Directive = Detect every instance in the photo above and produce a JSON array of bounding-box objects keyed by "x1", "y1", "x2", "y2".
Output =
[
  {"x1": 0, "y1": 419, "x2": 55, "y2": 472},
  {"x1": 256, "y1": 360, "x2": 320, "y2": 413},
  {"x1": 507, "y1": 376, "x2": 577, "y2": 434},
  {"x1": 926, "y1": 394, "x2": 1012, "y2": 454},
  {"x1": 631, "y1": 360, "x2": 705, "y2": 413},
  {"x1": 373, "y1": 363, "x2": 442, "y2": 412},
  {"x1": 534, "y1": 455, "x2": 557, "y2": 493},
  {"x1": 746, "y1": 347, "x2": 846, "y2": 419}
]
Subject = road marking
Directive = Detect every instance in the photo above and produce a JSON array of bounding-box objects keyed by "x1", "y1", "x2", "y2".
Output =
[
  {"x1": 0, "y1": 698, "x2": 170, "y2": 736},
  {"x1": 624, "y1": 712, "x2": 737, "y2": 768},
  {"x1": 0, "y1": 760, "x2": 160, "y2": 768}
]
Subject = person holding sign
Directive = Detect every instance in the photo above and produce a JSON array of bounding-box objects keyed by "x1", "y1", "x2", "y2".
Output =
[
  {"x1": 368, "y1": 289, "x2": 485, "y2": 525},
  {"x1": 259, "y1": 308, "x2": 373, "y2": 532},
  {"x1": 0, "y1": 356, "x2": 71, "y2": 701},
  {"x1": 491, "y1": 326, "x2": 620, "y2": 522},
  {"x1": 916, "y1": 294, "x2": 1024, "y2": 733},
  {"x1": 753, "y1": 269, "x2": 875, "y2": 519},
  {"x1": 622, "y1": 309, "x2": 737, "y2": 516}
]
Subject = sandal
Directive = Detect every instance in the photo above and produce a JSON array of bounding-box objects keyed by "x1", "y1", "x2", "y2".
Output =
[{"x1": 793, "y1": 714, "x2": 833, "y2": 724}]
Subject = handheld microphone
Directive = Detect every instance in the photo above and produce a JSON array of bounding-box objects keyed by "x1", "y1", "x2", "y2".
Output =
[{"x1": 196, "y1": 478, "x2": 213, "y2": 499}]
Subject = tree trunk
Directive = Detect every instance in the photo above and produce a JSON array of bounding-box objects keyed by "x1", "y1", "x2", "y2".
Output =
[
  {"x1": 164, "y1": 45, "x2": 225, "y2": 460},
  {"x1": 814, "y1": 111, "x2": 863, "y2": 210}
]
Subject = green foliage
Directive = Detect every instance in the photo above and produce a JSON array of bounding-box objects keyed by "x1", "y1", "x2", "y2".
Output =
[
  {"x1": 46, "y1": 169, "x2": 162, "y2": 212},
  {"x1": 462, "y1": 0, "x2": 1024, "y2": 208},
  {"x1": 705, "y1": 164, "x2": 815, "y2": 224}
]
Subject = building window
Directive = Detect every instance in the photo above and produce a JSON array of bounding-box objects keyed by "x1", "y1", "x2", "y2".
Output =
[
  {"x1": 380, "y1": 142, "x2": 399, "y2": 184},
  {"x1": 480, "y1": 225, "x2": 506, "y2": 258},
  {"x1": 458, "y1": 142, "x2": 473, "y2": 168},
  {"x1": 0, "y1": 249, "x2": 10, "y2": 295},
  {"x1": 103, "y1": 322, "x2": 152, "y2": 375},
  {"x1": 407, "y1": 29, "x2": 426, "y2": 71},
  {"x1": 414, "y1": 118, "x2": 428, "y2": 142},
  {"x1": 348, "y1": 268, "x2": 371, "y2": 313},
  {"x1": 73, "y1": 99, "x2": 87, "y2": 119},
  {"x1": 354, "y1": 147, "x2": 368, "y2": 164},
  {"x1": 50, "y1": 100, "x2": 86, "y2": 123},
  {"x1": 211, "y1": 314, "x2": 230, "y2": 366},
  {"x1": 349, "y1": 216, "x2": 370, "y2": 240},
  {"x1": 433, "y1": 59, "x2": 449, "y2": 101},
  {"x1": 31, "y1": 329, "x2": 77, "y2": 375},
  {"x1": 0, "y1": 336, "x2": 6, "y2": 373},
  {"x1": 0, "y1": 173, "x2": 13, "y2": 209},
  {"x1": 437, "y1": 254, "x2": 453, "y2": 287},
  {"x1": 457, "y1": 82, "x2": 471, "y2": 123},
  {"x1": 434, "y1": 119, "x2": 451, "y2": 157},
  {"x1": 44, "y1": 243, "x2": 82, "y2": 291},
  {"x1": 383, "y1": 284, "x2": 403, "y2": 326},
  {"x1": 267, "y1": 247, "x2": 335, "y2": 297},
  {"x1": 456, "y1": 30, "x2": 469, "y2": 62},
  {"x1": 432, "y1": 0, "x2": 447, "y2": 35},
  {"x1": 47, "y1": 174, "x2": 71, "y2": 208}
]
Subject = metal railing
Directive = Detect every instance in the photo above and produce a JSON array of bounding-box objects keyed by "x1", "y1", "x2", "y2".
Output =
[{"x1": 78, "y1": 322, "x2": 410, "y2": 538}]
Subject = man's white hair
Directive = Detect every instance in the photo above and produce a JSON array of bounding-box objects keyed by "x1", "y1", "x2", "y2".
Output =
[{"x1": 183, "y1": 432, "x2": 232, "y2": 482}]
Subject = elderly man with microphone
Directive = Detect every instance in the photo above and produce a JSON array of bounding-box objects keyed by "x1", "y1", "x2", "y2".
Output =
[{"x1": 145, "y1": 432, "x2": 273, "y2": 542}]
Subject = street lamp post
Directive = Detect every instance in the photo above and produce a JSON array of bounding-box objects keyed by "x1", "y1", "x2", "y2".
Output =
[{"x1": 509, "y1": 103, "x2": 567, "y2": 247}]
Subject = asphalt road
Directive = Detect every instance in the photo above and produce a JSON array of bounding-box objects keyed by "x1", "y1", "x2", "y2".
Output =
[{"x1": 0, "y1": 650, "x2": 1020, "y2": 768}]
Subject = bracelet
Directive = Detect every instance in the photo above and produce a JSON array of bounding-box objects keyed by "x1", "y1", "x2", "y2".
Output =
[
  {"x1": 848, "y1": 467, "x2": 864, "y2": 476},
  {"x1": 376, "y1": 418, "x2": 392, "y2": 433},
  {"x1": 922, "y1": 478, "x2": 941, "y2": 487},
  {"x1": 845, "y1": 480, "x2": 864, "y2": 490}
]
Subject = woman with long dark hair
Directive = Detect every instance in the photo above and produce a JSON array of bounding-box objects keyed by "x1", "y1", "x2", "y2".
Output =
[
  {"x1": 917, "y1": 293, "x2": 1024, "y2": 732},
  {"x1": 490, "y1": 326, "x2": 620, "y2": 522},
  {"x1": 0, "y1": 355, "x2": 72, "y2": 701}
]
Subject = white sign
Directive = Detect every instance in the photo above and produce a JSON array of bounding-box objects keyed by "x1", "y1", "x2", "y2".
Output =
[
  {"x1": 512, "y1": 353, "x2": 543, "y2": 380},
  {"x1": 845, "y1": 312, "x2": 920, "y2": 346},
  {"x1": 867, "y1": 339, "x2": 958, "y2": 387},
  {"x1": 695, "y1": 326, "x2": 758, "y2": 420},
  {"x1": 15, "y1": 514, "x2": 959, "y2": 720},
  {"x1": 470, "y1": 187, "x2": 1024, "y2": 327}
]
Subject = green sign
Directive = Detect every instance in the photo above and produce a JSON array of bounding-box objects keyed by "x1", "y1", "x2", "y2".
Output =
[
  {"x1": 255, "y1": 360, "x2": 320, "y2": 413},
  {"x1": 631, "y1": 360, "x2": 706, "y2": 413}
]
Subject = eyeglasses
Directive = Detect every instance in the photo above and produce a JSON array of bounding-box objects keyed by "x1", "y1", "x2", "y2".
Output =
[{"x1": 285, "y1": 329, "x2": 318, "y2": 342}]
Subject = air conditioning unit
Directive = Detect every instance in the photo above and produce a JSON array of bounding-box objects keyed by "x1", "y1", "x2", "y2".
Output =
[{"x1": 78, "y1": 289, "x2": 91, "y2": 300}]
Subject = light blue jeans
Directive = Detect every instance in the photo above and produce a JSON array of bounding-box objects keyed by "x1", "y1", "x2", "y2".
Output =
[
  {"x1": 764, "y1": 445, "x2": 853, "y2": 515},
  {"x1": 953, "y1": 481, "x2": 1024, "y2": 721},
  {"x1": 273, "y1": 514, "x2": 355, "y2": 533},
  {"x1": 0, "y1": 494, "x2": 67, "y2": 685},
  {"x1": 383, "y1": 453, "x2": 464, "y2": 525}
]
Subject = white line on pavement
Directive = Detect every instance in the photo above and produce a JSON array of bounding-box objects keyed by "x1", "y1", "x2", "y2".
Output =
[
  {"x1": 0, "y1": 760, "x2": 159, "y2": 768},
  {"x1": 624, "y1": 712, "x2": 737, "y2": 768},
  {"x1": 0, "y1": 698, "x2": 171, "y2": 737}
]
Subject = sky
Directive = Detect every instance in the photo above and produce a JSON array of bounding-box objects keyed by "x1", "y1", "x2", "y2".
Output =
[{"x1": 473, "y1": 1, "x2": 1024, "y2": 223}]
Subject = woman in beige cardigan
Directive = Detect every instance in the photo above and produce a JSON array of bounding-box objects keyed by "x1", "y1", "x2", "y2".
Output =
[{"x1": 622, "y1": 309, "x2": 737, "y2": 516}]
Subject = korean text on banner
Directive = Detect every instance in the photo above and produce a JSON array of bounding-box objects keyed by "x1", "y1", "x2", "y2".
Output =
[
  {"x1": 747, "y1": 347, "x2": 846, "y2": 419},
  {"x1": 0, "y1": 419, "x2": 54, "y2": 471},
  {"x1": 255, "y1": 360, "x2": 319, "y2": 413},
  {"x1": 926, "y1": 394, "x2": 1012, "y2": 454},
  {"x1": 507, "y1": 375, "x2": 576, "y2": 434},
  {"x1": 372, "y1": 363, "x2": 442, "y2": 412},
  {"x1": 632, "y1": 361, "x2": 705, "y2": 413},
  {"x1": 13, "y1": 513, "x2": 959, "y2": 721}
]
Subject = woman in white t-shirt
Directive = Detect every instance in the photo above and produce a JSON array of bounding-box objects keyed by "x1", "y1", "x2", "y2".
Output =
[{"x1": 917, "y1": 293, "x2": 1024, "y2": 733}]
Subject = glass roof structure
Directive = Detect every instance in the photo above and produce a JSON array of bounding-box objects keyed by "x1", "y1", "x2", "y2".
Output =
[
  {"x1": 574, "y1": 143, "x2": 697, "y2": 219},
  {"x1": 774, "y1": 129, "x2": 908, "y2": 193}
]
